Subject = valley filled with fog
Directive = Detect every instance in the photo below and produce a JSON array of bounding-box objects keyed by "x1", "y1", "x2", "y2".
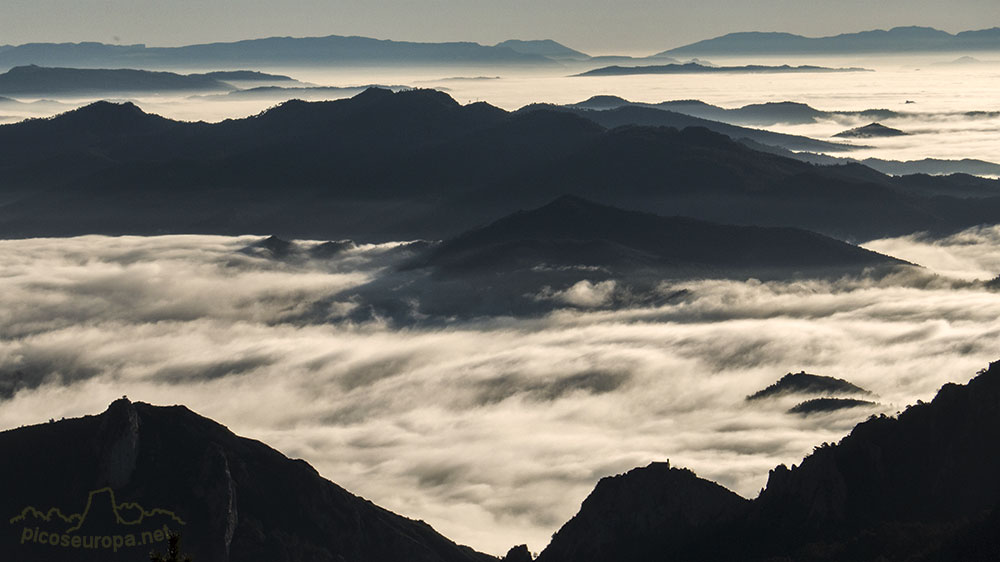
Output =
[
  {"x1": 1, "y1": 227, "x2": 998, "y2": 554},
  {"x1": 1, "y1": 32, "x2": 1000, "y2": 557}
]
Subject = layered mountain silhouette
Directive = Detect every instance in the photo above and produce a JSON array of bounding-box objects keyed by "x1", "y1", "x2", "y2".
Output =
[
  {"x1": 1, "y1": 88, "x2": 999, "y2": 242},
  {"x1": 536, "y1": 360, "x2": 1000, "y2": 561},
  {"x1": 0, "y1": 65, "x2": 236, "y2": 95},
  {"x1": 662, "y1": 26, "x2": 1000, "y2": 56},
  {"x1": 575, "y1": 62, "x2": 869, "y2": 77},
  {"x1": 0, "y1": 398, "x2": 497, "y2": 562}
]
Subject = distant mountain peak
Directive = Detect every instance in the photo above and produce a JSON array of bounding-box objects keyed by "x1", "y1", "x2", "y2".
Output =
[
  {"x1": 747, "y1": 371, "x2": 872, "y2": 400},
  {"x1": 834, "y1": 122, "x2": 908, "y2": 138}
]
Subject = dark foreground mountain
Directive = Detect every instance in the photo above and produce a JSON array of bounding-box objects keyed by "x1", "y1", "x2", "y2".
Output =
[
  {"x1": 537, "y1": 360, "x2": 1000, "y2": 562},
  {"x1": 0, "y1": 398, "x2": 496, "y2": 562},
  {"x1": 0, "y1": 65, "x2": 235, "y2": 95},
  {"x1": 661, "y1": 26, "x2": 1000, "y2": 56},
  {"x1": 2, "y1": 88, "x2": 999, "y2": 241}
]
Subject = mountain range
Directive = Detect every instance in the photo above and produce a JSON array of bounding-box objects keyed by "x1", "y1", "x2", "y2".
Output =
[
  {"x1": 0, "y1": 36, "x2": 556, "y2": 70},
  {"x1": 662, "y1": 26, "x2": 1000, "y2": 56},
  {"x1": 2, "y1": 27, "x2": 998, "y2": 71},
  {"x1": 1, "y1": 88, "x2": 999, "y2": 243}
]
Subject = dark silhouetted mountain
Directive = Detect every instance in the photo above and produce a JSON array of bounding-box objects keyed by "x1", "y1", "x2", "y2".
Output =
[
  {"x1": 537, "y1": 360, "x2": 1000, "y2": 562},
  {"x1": 835, "y1": 122, "x2": 909, "y2": 138},
  {"x1": 575, "y1": 62, "x2": 870, "y2": 77},
  {"x1": 787, "y1": 397, "x2": 879, "y2": 415},
  {"x1": 0, "y1": 397, "x2": 497, "y2": 562},
  {"x1": 413, "y1": 195, "x2": 905, "y2": 276},
  {"x1": 2, "y1": 88, "x2": 999, "y2": 242},
  {"x1": 0, "y1": 65, "x2": 235, "y2": 95},
  {"x1": 536, "y1": 463, "x2": 749, "y2": 562},
  {"x1": 494, "y1": 39, "x2": 589, "y2": 60},
  {"x1": 661, "y1": 26, "x2": 1000, "y2": 56},
  {"x1": 748, "y1": 372, "x2": 872, "y2": 400},
  {"x1": 0, "y1": 36, "x2": 554, "y2": 70}
]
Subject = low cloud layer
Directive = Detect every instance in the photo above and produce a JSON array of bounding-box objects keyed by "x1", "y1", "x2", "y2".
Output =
[{"x1": 1, "y1": 232, "x2": 999, "y2": 555}]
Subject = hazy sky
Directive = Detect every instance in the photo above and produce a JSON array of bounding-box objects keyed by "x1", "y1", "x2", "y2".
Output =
[{"x1": 3, "y1": 0, "x2": 999, "y2": 54}]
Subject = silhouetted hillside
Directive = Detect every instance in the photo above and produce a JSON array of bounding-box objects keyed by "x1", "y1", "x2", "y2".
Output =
[
  {"x1": 0, "y1": 398, "x2": 497, "y2": 562},
  {"x1": 1, "y1": 88, "x2": 999, "y2": 241},
  {"x1": 0, "y1": 65, "x2": 235, "y2": 95},
  {"x1": 747, "y1": 372, "x2": 872, "y2": 400},
  {"x1": 576, "y1": 62, "x2": 869, "y2": 76},
  {"x1": 537, "y1": 360, "x2": 1000, "y2": 561},
  {"x1": 662, "y1": 26, "x2": 1000, "y2": 56}
]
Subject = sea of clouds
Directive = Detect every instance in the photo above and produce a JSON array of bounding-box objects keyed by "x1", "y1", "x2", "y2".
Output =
[{"x1": 1, "y1": 229, "x2": 999, "y2": 554}]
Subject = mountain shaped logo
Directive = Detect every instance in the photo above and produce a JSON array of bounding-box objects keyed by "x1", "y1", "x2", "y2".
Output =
[{"x1": 10, "y1": 488, "x2": 184, "y2": 553}]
